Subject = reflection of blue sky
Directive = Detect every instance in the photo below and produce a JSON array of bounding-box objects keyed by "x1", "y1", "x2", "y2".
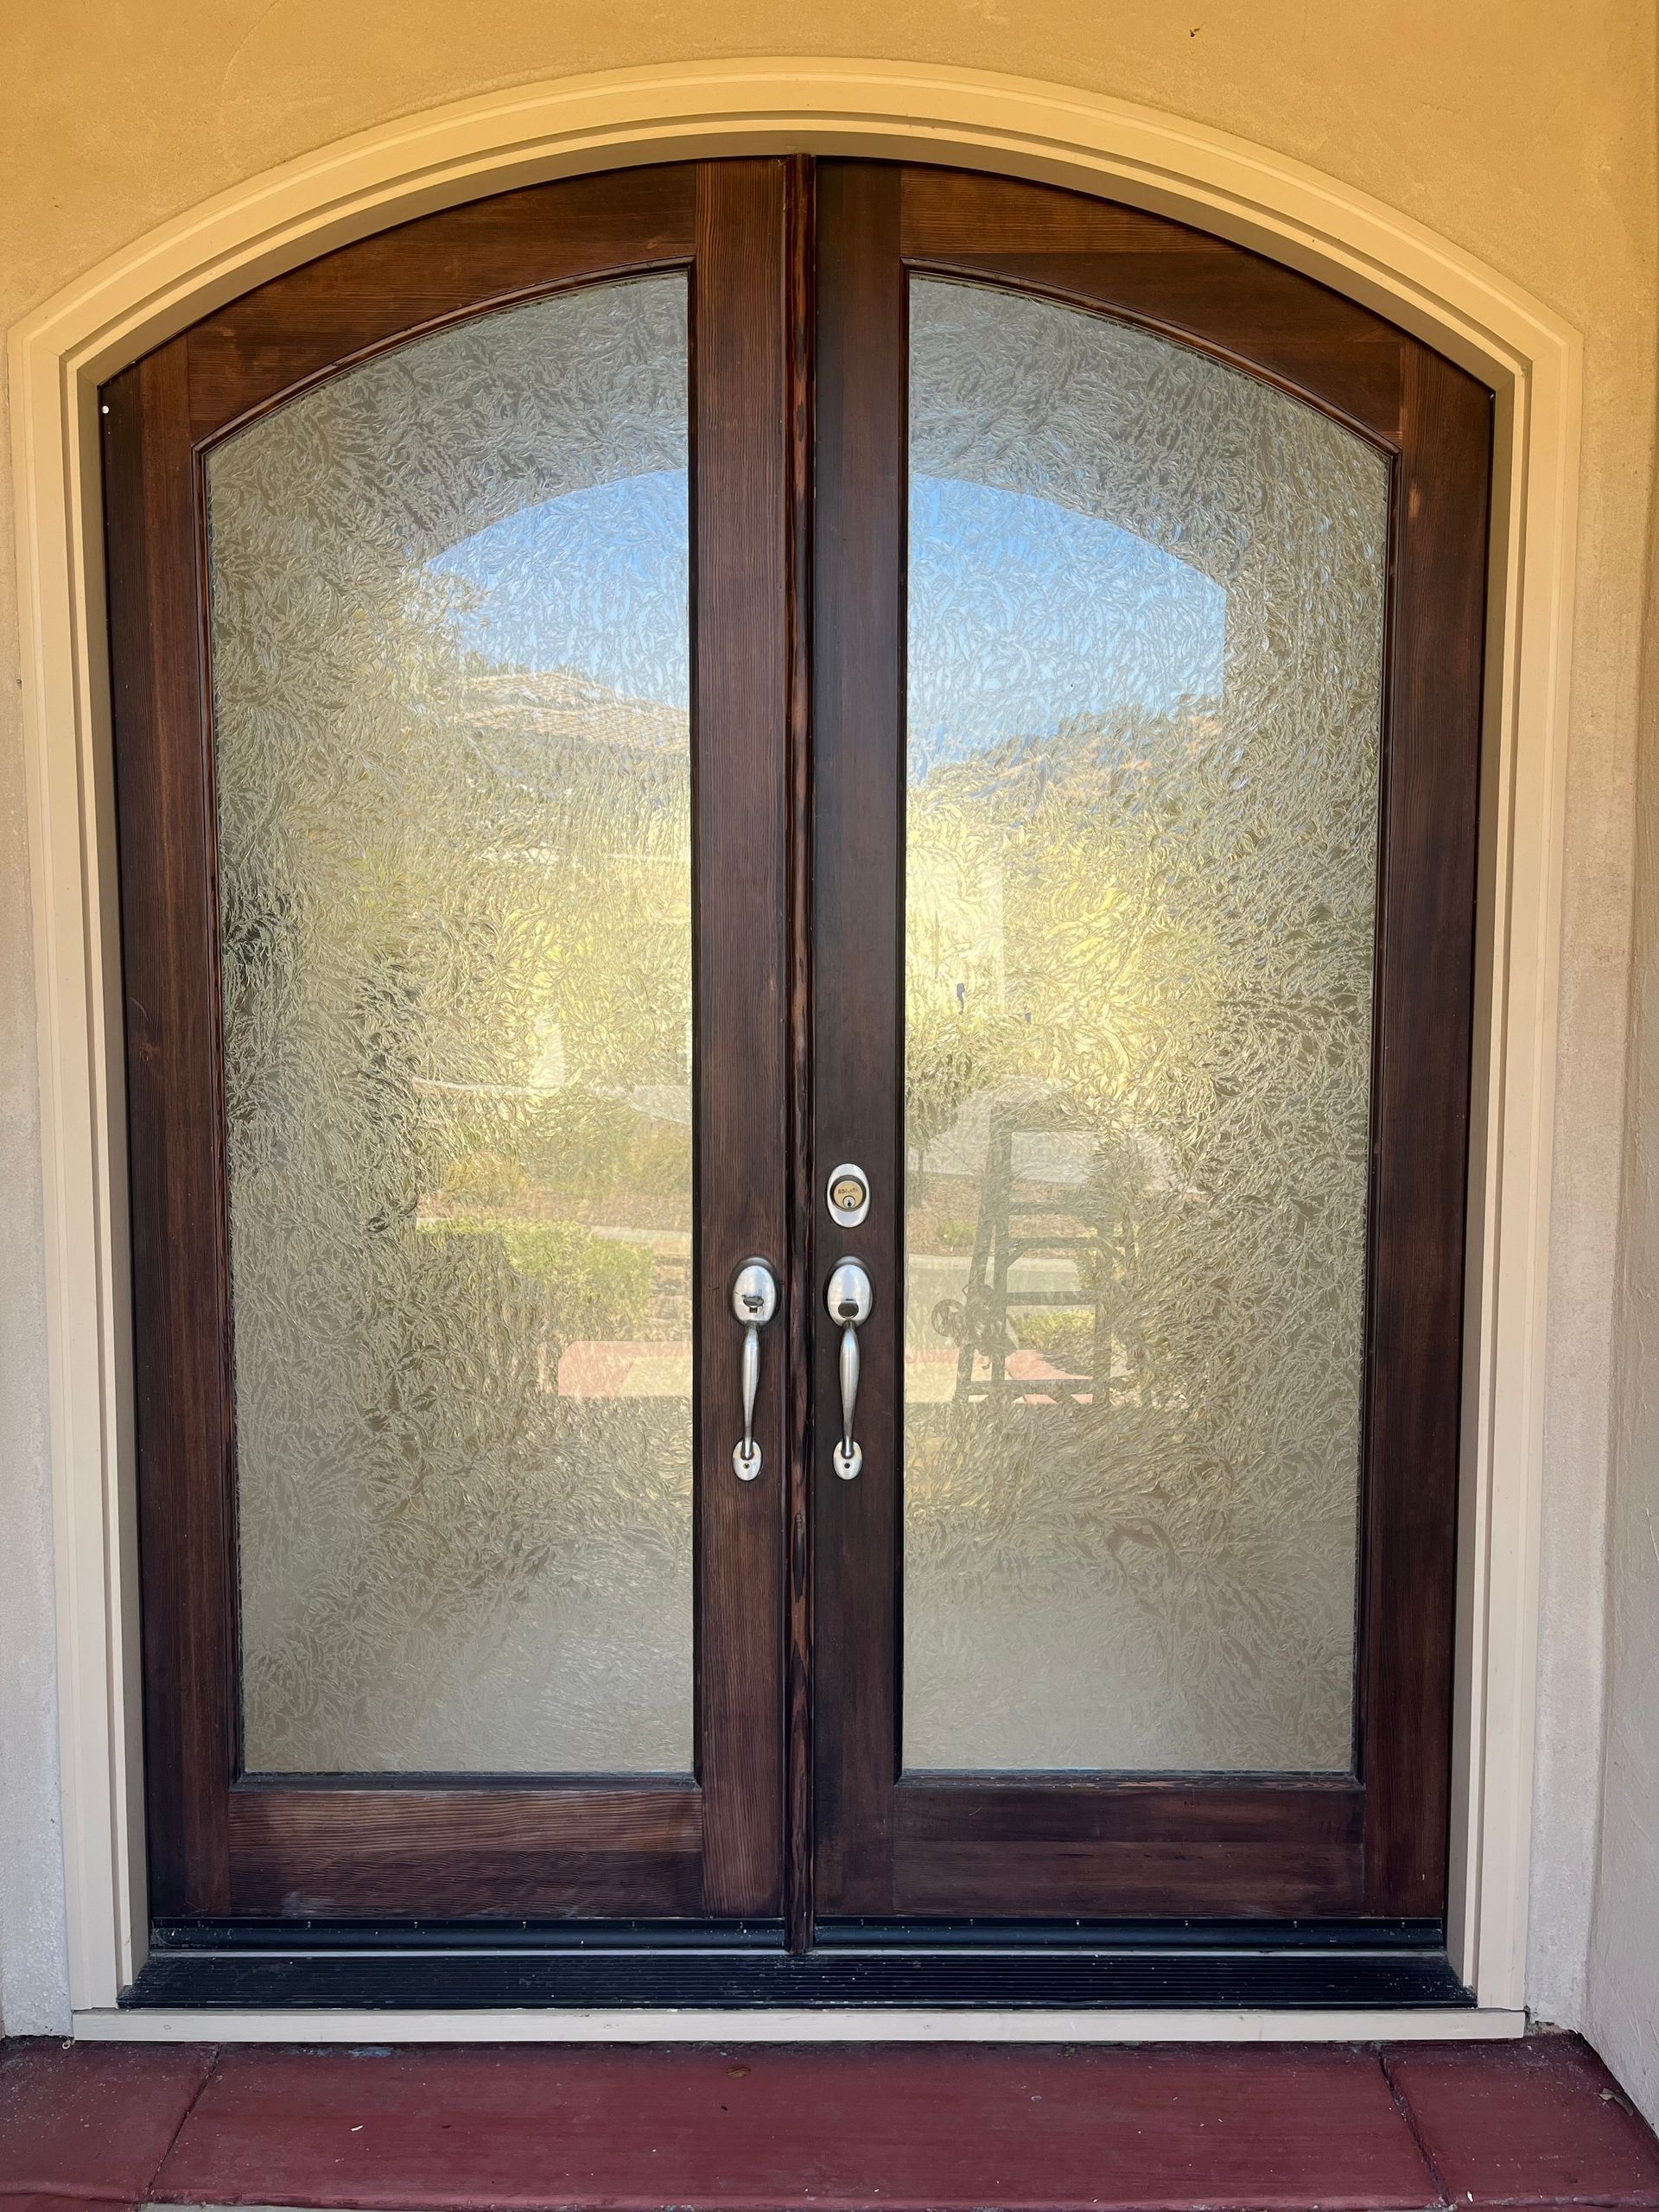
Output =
[
  {"x1": 909, "y1": 475, "x2": 1224, "y2": 774},
  {"x1": 430, "y1": 468, "x2": 1224, "y2": 747},
  {"x1": 432, "y1": 470, "x2": 690, "y2": 707}
]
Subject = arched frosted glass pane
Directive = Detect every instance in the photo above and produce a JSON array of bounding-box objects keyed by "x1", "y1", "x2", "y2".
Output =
[
  {"x1": 903, "y1": 277, "x2": 1388, "y2": 1774},
  {"x1": 208, "y1": 277, "x2": 693, "y2": 1774}
]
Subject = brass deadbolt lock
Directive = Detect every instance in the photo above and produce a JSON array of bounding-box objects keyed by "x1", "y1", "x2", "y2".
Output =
[{"x1": 825, "y1": 1162, "x2": 871, "y2": 1228}]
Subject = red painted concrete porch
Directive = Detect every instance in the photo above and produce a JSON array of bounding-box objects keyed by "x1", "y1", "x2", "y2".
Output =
[{"x1": 4, "y1": 2031, "x2": 1659, "y2": 2211}]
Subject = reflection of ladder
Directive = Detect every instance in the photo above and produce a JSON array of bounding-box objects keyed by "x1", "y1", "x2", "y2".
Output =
[{"x1": 939, "y1": 1103, "x2": 1128, "y2": 1409}]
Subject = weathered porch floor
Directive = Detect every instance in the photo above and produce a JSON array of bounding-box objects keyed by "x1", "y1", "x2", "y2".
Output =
[{"x1": 3, "y1": 2030, "x2": 1657, "y2": 2211}]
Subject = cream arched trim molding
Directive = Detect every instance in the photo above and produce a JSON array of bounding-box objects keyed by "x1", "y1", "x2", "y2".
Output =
[{"x1": 11, "y1": 59, "x2": 1578, "y2": 2034}]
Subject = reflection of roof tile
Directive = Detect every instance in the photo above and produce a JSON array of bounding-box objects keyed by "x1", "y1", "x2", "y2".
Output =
[{"x1": 461, "y1": 664, "x2": 689, "y2": 753}]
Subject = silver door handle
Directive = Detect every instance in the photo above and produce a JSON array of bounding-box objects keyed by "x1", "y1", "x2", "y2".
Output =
[
  {"x1": 825, "y1": 1258, "x2": 874, "y2": 1480},
  {"x1": 730, "y1": 1259, "x2": 779, "y2": 1481}
]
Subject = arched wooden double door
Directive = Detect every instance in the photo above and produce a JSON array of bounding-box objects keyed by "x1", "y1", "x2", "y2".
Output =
[{"x1": 105, "y1": 157, "x2": 1489, "y2": 2008}]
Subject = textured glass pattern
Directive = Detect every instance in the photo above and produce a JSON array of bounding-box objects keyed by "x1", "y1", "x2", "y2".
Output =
[
  {"x1": 208, "y1": 278, "x2": 694, "y2": 1774},
  {"x1": 903, "y1": 278, "x2": 1388, "y2": 1774}
]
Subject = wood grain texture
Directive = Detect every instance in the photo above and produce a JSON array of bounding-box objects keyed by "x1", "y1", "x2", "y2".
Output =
[
  {"x1": 226, "y1": 1783, "x2": 702, "y2": 1917},
  {"x1": 809, "y1": 162, "x2": 908, "y2": 1918},
  {"x1": 892, "y1": 1779, "x2": 1365, "y2": 1915},
  {"x1": 810, "y1": 160, "x2": 1489, "y2": 1926},
  {"x1": 783, "y1": 152, "x2": 818, "y2": 1955},
  {"x1": 103, "y1": 343, "x2": 237, "y2": 1917},
  {"x1": 108, "y1": 152, "x2": 1487, "y2": 1944},
  {"x1": 1357, "y1": 342, "x2": 1491, "y2": 1914},
  {"x1": 899, "y1": 167, "x2": 1406, "y2": 444},
  {"x1": 690, "y1": 158, "x2": 791, "y2": 1917},
  {"x1": 184, "y1": 168, "x2": 698, "y2": 443},
  {"x1": 105, "y1": 161, "x2": 790, "y2": 1927}
]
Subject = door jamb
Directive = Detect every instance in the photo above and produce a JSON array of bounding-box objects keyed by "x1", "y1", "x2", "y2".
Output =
[{"x1": 10, "y1": 56, "x2": 1580, "y2": 2028}]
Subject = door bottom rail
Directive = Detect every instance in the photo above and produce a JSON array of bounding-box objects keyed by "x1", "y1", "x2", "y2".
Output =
[{"x1": 124, "y1": 1919, "x2": 1473, "y2": 2010}]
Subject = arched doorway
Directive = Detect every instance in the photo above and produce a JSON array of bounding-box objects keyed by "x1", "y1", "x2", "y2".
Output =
[{"x1": 102, "y1": 151, "x2": 1488, "y2": 2007}]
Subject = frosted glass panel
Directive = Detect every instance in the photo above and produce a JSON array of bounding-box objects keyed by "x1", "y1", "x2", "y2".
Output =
[
  {"x1": 208, "y1": 278, "x2": 694, "y2": 1774},
  {"x1": 903, "y1": 278, "x2": 1388, "y2": 1774}
]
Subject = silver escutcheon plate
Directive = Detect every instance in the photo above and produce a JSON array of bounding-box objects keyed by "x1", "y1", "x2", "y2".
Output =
[
  {"x1": 730, "y1": 1258, "x2": 779, "y2": 1480},
  {"x1": 825, "y1": 1161, "x2": 871, "y2": 1229}
]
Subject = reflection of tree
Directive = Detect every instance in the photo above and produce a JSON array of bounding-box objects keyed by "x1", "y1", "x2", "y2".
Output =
[
  {"x1": 904, "y1": 693, "x2": 1377, "y2": 1766},
  {"x1": 222, "y1": 543, "x2": 694, "y2": 1288},
  {"x1": 215, "y1": 476, "x2": 696, "y2": 1771},
  {"x1": 906, "y1": 702, "x2": 1224, "y2": 1179},
  {"x1": 381, "y1": 563, "x2": 692, "y2": 1134}
]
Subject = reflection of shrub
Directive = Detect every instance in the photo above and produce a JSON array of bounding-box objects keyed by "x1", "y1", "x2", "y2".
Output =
[
  {"x1": 1017, "y1": 1306, "x2": 1096, "y2": 1373},
  {"x1": 520, "y1": 1087, "x2": 636, "y2": 1198},
  {"x1": 441, "y1": 1149, "x2": 531, "y2": 1206},
  {"x1": 905, "y1": 1015, "x2": 1006, "y2": 1160},
  {"x1": 935, "y1": 1217, "x2": 977, "y2": 1251},
  {"x1": 629, "y1": 1122, "x2": 690, "y2": 1198},
  {"x1": 433, "y1": 1217, "x2": 651, "y2": 1345},
  {"x1": 441, "y1": 1091, "x2": 690, "y2": 1211}
]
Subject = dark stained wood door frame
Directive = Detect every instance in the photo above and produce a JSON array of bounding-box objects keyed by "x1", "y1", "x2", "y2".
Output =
[
  {"x1": 809, "y1": 161, "x2": 1491, "y2": 1929},
  {"x1": 106, "y1": 152, "x2": 1491, "y2": 1970},
  {"x1": 105, "y1": 159, "x2": 796, "y2": 1925}
]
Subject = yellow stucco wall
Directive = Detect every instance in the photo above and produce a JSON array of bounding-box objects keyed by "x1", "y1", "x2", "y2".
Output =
[{"x1": 1, "y1": 1, "x2": 1655, "y2": 2066}]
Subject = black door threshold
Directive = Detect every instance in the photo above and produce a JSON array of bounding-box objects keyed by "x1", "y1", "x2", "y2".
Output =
[{"x1": 124, "y1": 1919, "x2": 1473, "y2": 2010}]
